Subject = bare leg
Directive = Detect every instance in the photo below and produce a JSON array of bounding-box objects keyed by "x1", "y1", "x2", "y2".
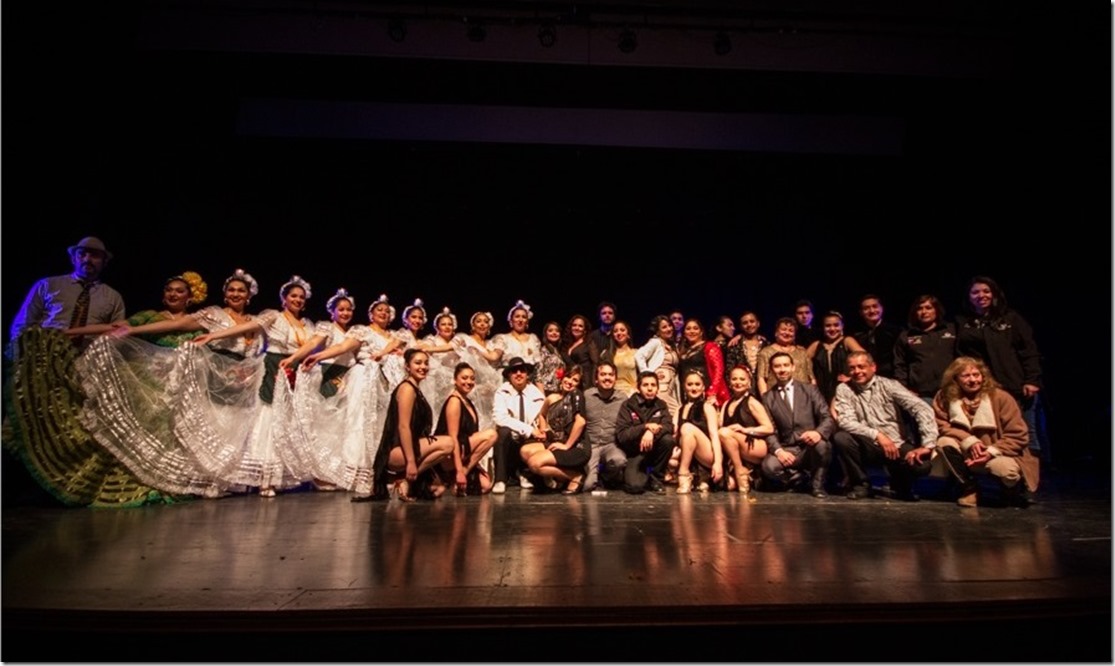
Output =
[{"x1": 719, "y1": 428, "x2": 745, "y2": 483}]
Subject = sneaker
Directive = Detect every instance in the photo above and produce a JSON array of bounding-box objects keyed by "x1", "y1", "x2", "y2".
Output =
[
  {"x1": 492, "y1": 481, "x2": 506, "y2": 495},
  {"x1": 518, "y1": 473, "x2": 534, "y2": 490}
]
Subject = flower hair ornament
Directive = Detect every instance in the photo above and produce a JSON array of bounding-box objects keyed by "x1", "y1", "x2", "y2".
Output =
[
  {"x1": 470, "y1": 311, "x2": 494, "y2": 329},
  {"x1": 223, "y1": 268, "x2": 259, "y2": 298},
  {"x1": 434, "y1": 306, "x2": 458, "y2": 332},
  {"x1": 368, "y1": 294, "x2": 396, "y2": 324},
  {"x1": 326, "y1": 287, "x2": 354, "y2": 313},
  {"x1": 280, "y1": 275, "x2": 313, "y2": 301},
  {"x1": 402, "y1": 298, "x2": 427, "y2": 325},
  {"x1": 507, "y1": 299, "x2": 533, "y2": 323},
  {"x1": 169, "y1": 271, "x2": 208, "y2": 306}
]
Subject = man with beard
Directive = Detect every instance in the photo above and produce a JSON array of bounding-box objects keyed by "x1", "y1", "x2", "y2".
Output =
[{"x1": 10, "y1": 236, "x2": 125, "y2": 350}]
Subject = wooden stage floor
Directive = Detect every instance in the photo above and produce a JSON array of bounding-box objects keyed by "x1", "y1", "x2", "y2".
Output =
[{"x1": 3, "y1": 466, "x2": 1111, "y2": 661}]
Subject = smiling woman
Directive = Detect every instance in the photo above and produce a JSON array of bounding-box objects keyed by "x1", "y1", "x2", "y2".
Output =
[{"x1": 365, "y1": 348, "x2": 456, "y2": 502}]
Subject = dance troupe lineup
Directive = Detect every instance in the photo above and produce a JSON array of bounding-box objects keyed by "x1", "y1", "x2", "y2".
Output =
[{"x1": 4, "y1": 236, "x2": 1042, "y2": 507}]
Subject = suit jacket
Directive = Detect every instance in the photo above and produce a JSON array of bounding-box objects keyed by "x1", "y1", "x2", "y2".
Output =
[{"x1": 762, "y1": 381, "x2": 836, "y2": 452}]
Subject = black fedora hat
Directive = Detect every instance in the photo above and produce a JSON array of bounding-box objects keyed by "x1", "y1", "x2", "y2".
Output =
[{"x1": 502, "y1": 356, "x2": 536, "y2": 379}]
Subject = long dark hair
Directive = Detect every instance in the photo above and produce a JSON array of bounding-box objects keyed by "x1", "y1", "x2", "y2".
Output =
[{"x1": 963, "y1": 275, "x2": 1008, "y2": 320}]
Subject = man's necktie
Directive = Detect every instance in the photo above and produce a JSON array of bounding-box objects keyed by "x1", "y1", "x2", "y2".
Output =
[
  {"x1": 70, "y1": 280, "x2": 92, "y2": 328},
  {"x1": 779, "y1": 385, "x2": 791, "y2": 410},
  {"x1": 518, "y1": 391, "x2": 526, "y2": 422}
]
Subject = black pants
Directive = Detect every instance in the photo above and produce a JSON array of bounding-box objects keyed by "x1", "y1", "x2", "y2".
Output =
[
  {"x1": 617, "y1": 432, "x2": 676, "y2": 492},
  {"x1": 493, "y1": 426, "x2": 528, "y2": 485},
  {"x1": 832, "y1": 430, "x2": 931, "y2": 494}
]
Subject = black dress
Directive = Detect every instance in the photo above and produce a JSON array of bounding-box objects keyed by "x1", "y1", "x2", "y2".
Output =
[
  {"x1": 812, "y1": 338, "x2": 854, "y2": 403},
  {"x1": 564, "y1": 339, "x2": 599, "y2": 391},
  {"x1": 722, "y1": 394, "x2": 761, "y2": 430},
  {"x1": 680, "y1": 397, "x2": 712, "y2": 436},
  {"x1": 435, "y1": 392, "x2": 482, "y2": 495},
  {"x1": 371, "y1": 379, "x2": 437, "y2": 500},
  {"x1": 544, "y1": 390, "x2": 590, "y2": 469}
]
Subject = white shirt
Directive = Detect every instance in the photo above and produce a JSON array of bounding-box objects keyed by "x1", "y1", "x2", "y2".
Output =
[{"x1": 492, "y1": 381, "x2": 546, "y2": 438}]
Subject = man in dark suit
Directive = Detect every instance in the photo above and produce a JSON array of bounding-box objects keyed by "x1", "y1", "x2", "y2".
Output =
[{"x1": 760, "y1": 351, "x2": 836, "y2": 498}]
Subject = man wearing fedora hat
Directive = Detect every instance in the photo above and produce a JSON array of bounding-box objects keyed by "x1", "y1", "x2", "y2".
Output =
[
  {"x1": 490, "y1": 356, "x2": 547, "y2": 494},
  {"x1": 10, "y1": 236, "x2": 125, "y2": 347}
]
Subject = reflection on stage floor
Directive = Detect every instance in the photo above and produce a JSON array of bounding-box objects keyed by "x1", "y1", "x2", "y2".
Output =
[{"x1": 3, "y1": 469, "x2": 1110, "y2": 661}]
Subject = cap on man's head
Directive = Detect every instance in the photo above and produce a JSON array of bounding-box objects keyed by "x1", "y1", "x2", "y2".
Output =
[{"x1": 68, "y1": 237, "x2": 113, "y2": 261}]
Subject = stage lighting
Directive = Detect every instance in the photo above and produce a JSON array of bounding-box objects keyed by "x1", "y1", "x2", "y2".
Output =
[
  {"x1": 387, "y1": 18, "x2": 407, "y2": 43},
  {"x1": 538, "y1": 23, "x2": 557, "y2": 48},
  {"x1": 467, "y1": 23, "x2": 487, "y2": 42},
  {"x1": 714, "y1": 31, "x2": 731, "y2": 55},
  {"x1": 618, "y1": 28, "x2": 637, "y2": 53}
]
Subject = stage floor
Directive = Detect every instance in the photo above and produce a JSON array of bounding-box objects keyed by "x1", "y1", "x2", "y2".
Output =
[{"x1": 3, "y1": 467, "x2": 1111, "y2": 661}]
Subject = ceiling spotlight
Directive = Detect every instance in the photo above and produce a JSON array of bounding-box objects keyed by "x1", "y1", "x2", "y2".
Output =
[
  {"x1": 387, "y1": 18, "x2": 407, "y2": 43},
  {"x1": 713, "y1": 31, "x2": 731, "y2": 56},
  {"x1": 467, "y1": 23, "x2": 487, "y2": 42},
  {"x1": 538, "y1": 23, "x2": 557, "y2": 48},
  {"x1": 617, "y1": 28, "x2": 637, "y2": 54}
]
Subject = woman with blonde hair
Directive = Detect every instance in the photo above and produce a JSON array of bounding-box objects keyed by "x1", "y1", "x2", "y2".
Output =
[{"x1": 933, "y1": 356, "x2": 1039, "y2": 508}]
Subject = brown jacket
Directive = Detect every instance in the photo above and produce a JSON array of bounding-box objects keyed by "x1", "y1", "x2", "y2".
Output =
[{"x1": 933, "y1": 387, "x2": 1039, "y2": 491}]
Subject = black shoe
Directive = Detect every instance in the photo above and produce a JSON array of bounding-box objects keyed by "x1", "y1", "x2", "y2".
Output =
[
  {"x1": 846, "y1": 484, "x2": 872, "y2": 500},
  {"x1": 894, "y1": 490, "x2": 920, "y2": 502},
  {"x1": 1002, "y1": 484, "x2": 1032, "y2": 508},
  {"x1": 811, "y1": 488, "x2": 828, "y2": 499},
  {"x1": 647, "y1": 476, "x2": 667, "y2": 494}
]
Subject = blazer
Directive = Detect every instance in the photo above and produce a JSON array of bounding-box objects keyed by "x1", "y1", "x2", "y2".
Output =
[{"x1": 761, "y1": 380, "x2": 836, "y2": 452}]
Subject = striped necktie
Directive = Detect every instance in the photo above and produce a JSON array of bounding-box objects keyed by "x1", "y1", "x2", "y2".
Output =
[{"x1": 69, "y1": 280, "x2": 93, "y2": 328}]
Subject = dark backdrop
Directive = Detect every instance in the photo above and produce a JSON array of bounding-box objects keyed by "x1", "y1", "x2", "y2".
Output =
[{"x1": 3, "y1": 1, "x2": 1110, "y2": 464}]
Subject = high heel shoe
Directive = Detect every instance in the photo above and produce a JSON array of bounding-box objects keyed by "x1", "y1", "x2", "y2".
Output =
[
  {"x1": 391, "y1": 479, "x2": 415, "y2": 502},
  {"x1": 736, "y1": 471, "x2": 751, "y2": 495},
  {"x1": 676, "y1": 473, "x2": 692, "y2": 495},
  {"x1": 562, "y1": 475, "x2": 584, "y2": 495},
  {"x1": 696, "y1": 468, "x2": 710, "y2": 493}
]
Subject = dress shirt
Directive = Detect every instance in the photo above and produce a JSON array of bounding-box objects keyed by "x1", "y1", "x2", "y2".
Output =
[
  {"x1": 583, "y1": 387, "x2": 625, "y2": 448},
  {"x1": 833, "y1": 375, "x2": 938, "y2": 448},
  {"x1": 10, "y1": 273, "x2": 126, "y2": 341},
  {"x1": 777, "y1": 381, "x2": 794, "y2": 410},
  {"x1": 492, "y1": 381, "x2": 546, "y2": 437}
]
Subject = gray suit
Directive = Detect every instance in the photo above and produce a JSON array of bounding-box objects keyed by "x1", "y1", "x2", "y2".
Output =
[{"x1": 760, "y1": 381, "x2": 835, "y2": 493}]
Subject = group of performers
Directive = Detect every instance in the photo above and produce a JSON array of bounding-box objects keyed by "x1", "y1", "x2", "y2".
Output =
[{"x1": 4, "y1": 236, "x2": 1044, "y2": 507}]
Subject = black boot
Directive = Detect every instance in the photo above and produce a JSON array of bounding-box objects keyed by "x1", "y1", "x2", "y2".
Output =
[{"x1": 810, "y1": 467, "x2": 828, "y2": 499}]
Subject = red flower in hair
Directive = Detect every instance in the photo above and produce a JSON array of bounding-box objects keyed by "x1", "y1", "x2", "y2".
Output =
[{"x1": 555, "y1": 368, "x2": 565, "y2": 379}]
